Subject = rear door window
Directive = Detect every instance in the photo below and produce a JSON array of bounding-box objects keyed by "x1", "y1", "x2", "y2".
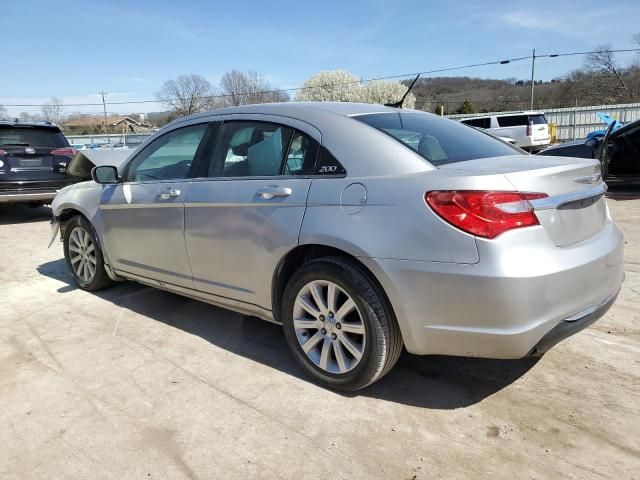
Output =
[
  {"x1": 0, "y1": 126, "x2": 68, "y2": 147},
  {"x1": 207, "y1": 121, "x2": 293, "y2": 177},
  {"x1": 496, "y1": 115, "x2": 529, "y2": 127},
  {"x1": 462, "y1": 118, "x2": 491, "y2": 129},
  {"x1": 283, "y1": 130, "x2": 319, "y2": 176}
]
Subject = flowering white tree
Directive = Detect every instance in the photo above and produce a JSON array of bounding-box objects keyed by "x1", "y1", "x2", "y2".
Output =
[
  {"x1": 363, "y1": 80, "x2": 416, "y2": 108},
  {"x1": 295, "y1": 70, "x2": 415, "y2": 108},
  {"x1": 296, "y1": 70, "x2": 363, "y2": 102}
]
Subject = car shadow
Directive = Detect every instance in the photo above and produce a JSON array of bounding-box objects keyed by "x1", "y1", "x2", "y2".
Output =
[
  {"x1": 37, "y1": 259, "x2": 539, "y2": 409},
  {"x1": 606, "y1": 185, "x2": 640, "y2": 200},
  {"x1": 0, "y1": 204, "x2": 52, "y2": 225}
]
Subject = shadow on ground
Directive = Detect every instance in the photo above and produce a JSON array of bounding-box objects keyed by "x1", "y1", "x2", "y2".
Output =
[
  {"x1": 0, "y1": 204, "x2": 52, "y2": 225},
  {"x1": 606, "y1": 185, "x2": 640, "y2": 200},
  {"x1": 38, "y1": 258, "x2": 539, "y2": 409}
]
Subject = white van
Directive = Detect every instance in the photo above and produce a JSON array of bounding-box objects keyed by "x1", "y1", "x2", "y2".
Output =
[{"x1": 459, "y1": 111, "x2": 550, "y2": 152}]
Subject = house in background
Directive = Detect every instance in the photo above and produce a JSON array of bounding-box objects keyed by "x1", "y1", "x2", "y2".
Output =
[{"x1": 61, "y1": 115, "x2": 152, "y2": 135}]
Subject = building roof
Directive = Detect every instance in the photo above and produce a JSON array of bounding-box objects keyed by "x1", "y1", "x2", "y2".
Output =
[{"x1": 62, "y1": 115, "x2": 151, "y2": 128}]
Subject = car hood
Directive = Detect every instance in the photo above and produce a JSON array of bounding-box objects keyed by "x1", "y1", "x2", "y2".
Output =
[{"x1": 66, "y1": 149, "x2": 132, "y2": 180}]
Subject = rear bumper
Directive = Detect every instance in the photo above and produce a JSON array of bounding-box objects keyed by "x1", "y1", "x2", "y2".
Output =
[
  {"x1": 0, "y1": 180, "x2": 74, "y2": 204},
  {"x1": 528, "y1": 290, "x2": 619, "y2": 356},
  {"x1": 0, "y1": 190, "x2": 59, "y2": 203},
  {"x1": 361, "y1": 219, "x2": 624, "y2": 358}
]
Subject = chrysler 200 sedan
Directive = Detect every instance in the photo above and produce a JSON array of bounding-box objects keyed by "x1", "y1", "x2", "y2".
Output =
[{"x1": 50, "y1": 102, "x2": 624, "y2": 391}]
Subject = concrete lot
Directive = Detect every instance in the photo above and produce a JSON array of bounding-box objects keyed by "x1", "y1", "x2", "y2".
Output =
[{"x1": 1, "y1": 194, "x2": 639, "y2": 480}]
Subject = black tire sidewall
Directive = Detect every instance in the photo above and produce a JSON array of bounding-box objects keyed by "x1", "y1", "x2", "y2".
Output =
[{"x1": 282, "y1": 259, "x2": 388, "y2": 391}]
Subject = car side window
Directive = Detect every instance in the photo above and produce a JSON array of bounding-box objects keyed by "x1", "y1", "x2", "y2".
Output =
[
  {"x1": 283, "y1": 130, "x2": 319, "y2": 176},
  {"x1": 126, "y1": 124, "x2": 207, "y2": 182},
  {"x1": 206, "y1": 121, "x2": 293, "y2": 178}
]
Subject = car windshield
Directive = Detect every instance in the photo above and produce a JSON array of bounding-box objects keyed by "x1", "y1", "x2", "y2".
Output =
[
  {"x1": 0, "y1": 126, "x2": 68, "y2": 147},
  {"x1": 355, "y1": 112, "x2": 519, "y2": 166}
]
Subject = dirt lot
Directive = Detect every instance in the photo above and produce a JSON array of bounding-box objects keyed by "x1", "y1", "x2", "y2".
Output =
[{"x1": 1, "y1": 195, "x2": 639, "y2": 480}]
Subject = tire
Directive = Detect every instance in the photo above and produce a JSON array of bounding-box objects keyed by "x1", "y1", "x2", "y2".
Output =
[
  {"x1": 282, "y1": 256, "x2": 403, "y2": 391},
  {"x1": 63, "y1": 215, "x2": 114, "y2": 291}
]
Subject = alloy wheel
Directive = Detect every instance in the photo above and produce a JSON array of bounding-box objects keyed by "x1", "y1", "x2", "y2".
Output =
[
  {"x1": 293, "y1": 280, "x2": 366, "y2": 374},
  {"x1": 68, "y1": 226, "x2": 97, "y2": 283}
]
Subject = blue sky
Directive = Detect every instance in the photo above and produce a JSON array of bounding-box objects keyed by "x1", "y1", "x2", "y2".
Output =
[{"x1": 2, "y1": 0, "x2": 639, "y2": 116}]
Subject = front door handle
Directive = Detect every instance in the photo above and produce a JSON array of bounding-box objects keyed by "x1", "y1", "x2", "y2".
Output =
[
  {"x1": 156, "y1": 187, "x2": 181, "y2": 200},
  {"x1": 256, "y1": 186, "x2": 292, "y2": 200}
]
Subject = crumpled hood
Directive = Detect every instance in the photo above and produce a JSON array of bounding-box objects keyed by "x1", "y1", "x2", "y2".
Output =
[{"x1": 66, "y1": 149, "x2": 132, "y2": 180}]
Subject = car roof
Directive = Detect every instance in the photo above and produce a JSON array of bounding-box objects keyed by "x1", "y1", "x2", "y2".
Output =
[
  {"x1": 0, "y1": 120, "x2": 61, "y2": 130},
  {"x1": 166, "y1": 102, "x2": 406, "y2": 129}
]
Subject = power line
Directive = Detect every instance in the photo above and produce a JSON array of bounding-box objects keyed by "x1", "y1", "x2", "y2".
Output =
[{"x1": 2, "y1": 47, "x2": 640, "y2": 109}]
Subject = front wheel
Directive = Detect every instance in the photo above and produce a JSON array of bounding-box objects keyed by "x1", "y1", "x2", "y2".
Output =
[
  {"x1": 282, "y1": 257, "x2": 403, "y2": 391},
  {"x1": 63, "y1": 215, "x2": 114, "y2": 291}
]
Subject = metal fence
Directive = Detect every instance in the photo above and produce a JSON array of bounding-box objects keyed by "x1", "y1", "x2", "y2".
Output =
[
  {"x1": 64, "y1": 132, "x2": 153, "y2": 147},
  {"x1": 447, "y1": 102, "x2": 640, "y2": 142}
]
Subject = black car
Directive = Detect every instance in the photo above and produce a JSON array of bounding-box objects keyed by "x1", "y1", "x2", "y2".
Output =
[
  {"x1": 0, "y1": 120, "x2": 79, "y2": 206},
  {"x1": 538, "y1": 119, "x2": 640, "y2": 186}
]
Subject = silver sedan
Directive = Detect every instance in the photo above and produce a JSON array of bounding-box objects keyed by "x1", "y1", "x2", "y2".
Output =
[{"x1": 51, "y1": 102, "x2": 624, "y2": 391}]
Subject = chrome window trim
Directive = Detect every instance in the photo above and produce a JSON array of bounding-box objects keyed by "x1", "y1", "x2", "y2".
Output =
[{"x1": 529, "y1": 183, "x2": 607, "y2": 211}]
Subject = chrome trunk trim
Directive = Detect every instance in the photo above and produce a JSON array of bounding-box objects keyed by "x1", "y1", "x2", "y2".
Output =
[{"x1": 529, "y1": 183, "x2": 607, "y2": 211}]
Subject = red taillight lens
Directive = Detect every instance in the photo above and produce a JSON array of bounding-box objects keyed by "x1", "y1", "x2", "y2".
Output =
[
  {"x1": 51, "y1": 148, "x2": 77, "y2": 158},
  {"x1": 425, "y1": 190, "x2": 548, "y2": 239}
]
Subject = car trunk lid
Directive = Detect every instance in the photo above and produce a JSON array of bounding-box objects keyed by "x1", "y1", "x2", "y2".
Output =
[{"x1": 439, "y1": 155, "x2": 608, "y2": 246}]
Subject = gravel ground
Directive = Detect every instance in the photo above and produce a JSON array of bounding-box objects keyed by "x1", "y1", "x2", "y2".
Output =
[{"x1": 0, "y1": 195, "x2": 638, "y2": 480}]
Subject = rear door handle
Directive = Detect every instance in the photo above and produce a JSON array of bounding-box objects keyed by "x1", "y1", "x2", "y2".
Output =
[
  {"x1": 156, "y1": 187, "x2": 181, "y2": 199},
  {"x1": 256, "y1": 186, "x2": 292, "y2": 200}
]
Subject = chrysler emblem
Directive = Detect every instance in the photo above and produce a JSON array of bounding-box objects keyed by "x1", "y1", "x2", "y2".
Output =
[{"x1": 25, "y1": 147, "x2": 36, "y2": 154}]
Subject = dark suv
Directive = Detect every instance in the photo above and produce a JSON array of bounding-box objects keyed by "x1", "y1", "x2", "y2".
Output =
[{"x1": 0, "y1": 120, "x2": 78, "y2": 206}]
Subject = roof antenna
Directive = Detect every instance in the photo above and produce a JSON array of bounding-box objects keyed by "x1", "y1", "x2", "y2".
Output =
[{"x1": 385, "y1": 74, "x2": 420, "y2": 108}]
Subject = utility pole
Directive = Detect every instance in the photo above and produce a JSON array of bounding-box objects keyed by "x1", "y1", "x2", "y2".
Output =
[
  {"x1": 99, "y1": 90, "x2": 108, "y2": 134},
  {"x1": 529, "y1": 49, "x2": 536, "y2": 110}
]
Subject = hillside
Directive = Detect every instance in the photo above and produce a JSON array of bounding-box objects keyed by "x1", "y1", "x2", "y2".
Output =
[{"x1": 409, "y1": 65, "x2": 640, "y2": 114}]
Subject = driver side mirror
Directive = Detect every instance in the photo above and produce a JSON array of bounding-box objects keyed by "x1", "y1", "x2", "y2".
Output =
[
  {"x1": 91, "y1": 165, "x2": 120, "y2": 184},
  {"x1": 585, "y1": 137, "x2": 600, "y2": 148}
]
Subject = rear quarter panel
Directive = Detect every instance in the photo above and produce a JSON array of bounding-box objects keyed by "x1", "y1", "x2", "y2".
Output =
[{"x1": 300, "y1": 171, "x2": 507, "y2": 264}]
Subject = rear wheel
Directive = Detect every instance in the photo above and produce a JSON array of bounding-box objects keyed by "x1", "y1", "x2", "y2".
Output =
[
  {"x1": 282, "y1": 257, "x2": 403, "y2": 391},
  {"x1": 63, "y1": 216, "x2": 113, "y2": 291}
]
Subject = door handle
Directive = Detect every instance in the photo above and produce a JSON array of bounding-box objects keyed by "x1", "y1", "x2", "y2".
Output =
[
  {"x1": 256, "y1": 186, "x2": 292, "y2": 200},
  {"x1": 156, "y1": 188, "x2": 181, "y2": 200}
]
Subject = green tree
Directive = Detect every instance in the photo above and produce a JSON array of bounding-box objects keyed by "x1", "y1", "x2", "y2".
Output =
[{"x1": 456, "y1": 99, "x2": 475, "y2": 114}]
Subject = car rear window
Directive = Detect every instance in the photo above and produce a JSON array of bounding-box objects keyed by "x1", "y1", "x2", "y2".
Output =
[
  {"x1": 529, "y1": 114, "x2": 547, "y2": 125},
  {"x1": 0, "y1": 126, "x2": 69, "y2": 147},
  {"x1": 354, "y1": 112, "x2": 519, "y2": 166}
]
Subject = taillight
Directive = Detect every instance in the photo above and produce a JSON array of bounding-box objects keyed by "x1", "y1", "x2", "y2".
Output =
[
  {"x1": 425, "y1": 190, "x2": 548, "y2": 239},
  {"x1": 526, "y1": 121, "x2": 533, "y2": 136},
  {"x1": 51, "y1": 148, "x2": 77, "y2": 158},
  {"x1": 0, "y1": 149, "x2": 6, "y2": 156}
]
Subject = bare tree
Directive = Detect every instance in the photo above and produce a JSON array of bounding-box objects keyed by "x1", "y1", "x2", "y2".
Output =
[
  {"x1": 19, "y1": 112, "x2": 33, "y2": 121},
  {"x1": 219, "y1": 70, "x2": 289, "y2": 106},
  {"x1": 0, "y1": 104, "x2": 7, "y2": 119},
  {"x1": 41, "y1": 97, "x2": 64, "y2": 124},
  {"x1": 585, "y1": 45, "x2": 630, "y2": 100},
  {"x1": 156, "y1": 74, "x2": 214, "y2": 117}
]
